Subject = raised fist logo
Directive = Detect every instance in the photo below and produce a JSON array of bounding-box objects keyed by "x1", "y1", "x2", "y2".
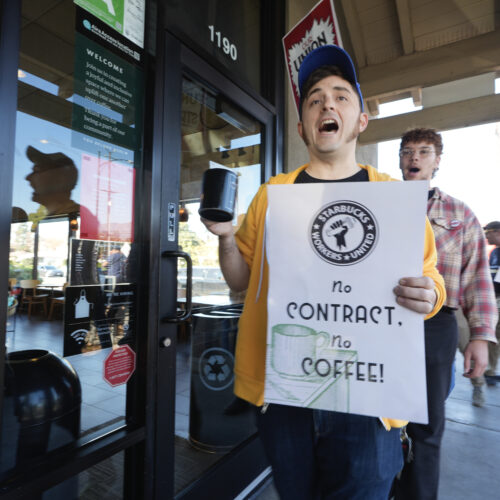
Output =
[
  {"x1": 310, "y1": 201, "x2": 378, "y2": 266},
  {"x1": 326, "y1": 218, "x2": 355, "y2": 249}
]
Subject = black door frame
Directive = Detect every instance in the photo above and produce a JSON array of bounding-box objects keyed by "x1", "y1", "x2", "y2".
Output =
[
  {"x1": 0, "y1": 0, "x2": 20, "y2": 417},
  {"x1": 147, "y1": 29, "x2": 279, "y2": 499}
]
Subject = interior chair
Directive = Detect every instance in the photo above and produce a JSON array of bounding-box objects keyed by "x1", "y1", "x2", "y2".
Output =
[
  {"x1": 6, "y1": 296, "x2": 18, "y2": 334},
  {"x1": 48, "y1": 283, "x2": 68, "y2": 320},
  {"x1": 19, "y1": 279, "x2": 49, "y2": 318}
]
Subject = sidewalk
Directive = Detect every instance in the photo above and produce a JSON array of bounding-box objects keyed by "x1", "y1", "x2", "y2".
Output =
[
  {"x1": 253, "y1": 351, "x2": 500, "y2": 500},
  {"x1": 438, "y1": 351, "x2": 500, "y2": 500}
]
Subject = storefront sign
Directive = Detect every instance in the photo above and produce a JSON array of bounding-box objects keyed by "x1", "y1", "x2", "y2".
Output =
[
  {"x1": 70, "y1": 239, "x2": 132, "y2": 286},
  {"x1": 75, "y1": 6, "x2": 143, "y2": 64},
  {"x1": 64, "y1": 284, "x2": 135, "y2": 356},
  {"x1": 74, "y1": 0, "x2": 145, "y2": 48},
  {"x1": 72, "y1": 33, "x2": 143, "y2": 153},
  {"x1": 104, "y1": 345, "x2": 136, "y2": 386},
  {"x1": 283, "y1": 0, "x2": 343, "y2": 115},
  {"x1": 71, "y1": 133, "x2": 134, "y2": 166},
  {"x1": 264, "y1": 181, "x2": 430, "y2": 423}
]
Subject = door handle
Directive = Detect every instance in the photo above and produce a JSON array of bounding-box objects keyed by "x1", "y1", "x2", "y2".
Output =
[{"x1": 161, "y1": 250, "x2": 192, "y2": 323}]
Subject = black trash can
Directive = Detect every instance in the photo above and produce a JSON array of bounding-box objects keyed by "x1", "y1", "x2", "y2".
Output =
[
  {"x1": 1, "y1": 350, "x2": 82, "y2": 498},
  {"x1": 189, "y1": 308, "x2": 255, "y2": 452}
]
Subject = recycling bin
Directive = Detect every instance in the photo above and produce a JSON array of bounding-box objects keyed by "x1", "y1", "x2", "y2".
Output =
[
  {"x1": 189, "y1": 307, "x2": 255, "y2": 452},
  {"x1": 1, "y1": 350, "x2": 81, "y2": 498}
]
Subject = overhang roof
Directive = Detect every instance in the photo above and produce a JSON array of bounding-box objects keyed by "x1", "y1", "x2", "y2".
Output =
[{"x1": 332, "y1": 0, "x2": 500, "y2": 143}]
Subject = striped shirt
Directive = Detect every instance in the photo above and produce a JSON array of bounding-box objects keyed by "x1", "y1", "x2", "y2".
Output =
[{"x1": 428, "y1": 187, "x2": 498, "y2": 342}]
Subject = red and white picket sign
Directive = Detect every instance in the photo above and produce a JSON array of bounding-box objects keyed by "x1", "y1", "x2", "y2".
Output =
[{"x1": 282, "y1": 0, "x2": 343, "y2": 116}]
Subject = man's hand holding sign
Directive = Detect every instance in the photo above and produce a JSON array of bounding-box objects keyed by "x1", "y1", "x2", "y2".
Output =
[{"x1": 394, "y1": 276, "x2": 437, "y2": 315}]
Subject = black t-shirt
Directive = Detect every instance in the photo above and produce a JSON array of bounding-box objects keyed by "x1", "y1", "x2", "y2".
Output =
[{"x1": 294, "y1": 168, "x2": 369, "y2": 184}]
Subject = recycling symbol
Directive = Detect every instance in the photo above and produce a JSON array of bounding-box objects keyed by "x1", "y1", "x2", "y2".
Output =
[{"x1": 199, "y1": 347, "x2": 234, "y2": 391}]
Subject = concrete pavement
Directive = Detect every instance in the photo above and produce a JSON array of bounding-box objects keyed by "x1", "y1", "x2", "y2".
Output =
[
  {"x1": 438, "y1": 351, "x2": 500, "y2": 500},
  {"x1": 252, "y1": 350, "x2": 500, "y2": 500}
]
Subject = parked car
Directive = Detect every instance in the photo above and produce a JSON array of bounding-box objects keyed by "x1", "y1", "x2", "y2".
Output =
[
  {"x1": 38, "y1": 265, "x2": 64, "y2": 277},
  {"x1": 177, "y1": 266, "x2": 228, "y2": 295}
]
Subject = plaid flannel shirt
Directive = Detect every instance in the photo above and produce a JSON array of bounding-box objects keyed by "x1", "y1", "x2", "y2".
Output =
[{"x1": 428, "y1": 187, "x2": 498, "y2": 342}]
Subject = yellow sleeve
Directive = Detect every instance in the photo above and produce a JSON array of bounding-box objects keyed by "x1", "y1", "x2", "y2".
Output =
[
  {"x1": 423, "y1": 216, "x2": 446, "y2": 319},
  {"x1": 381, "y1": 417, "x2": 407, "y2": 430},
  {"x1": 234, "y1": 184, "x2": 267, "y2": 269}
]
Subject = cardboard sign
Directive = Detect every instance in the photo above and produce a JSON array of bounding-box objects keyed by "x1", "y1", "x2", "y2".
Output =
[
  {"x1": 265, "y1": 181, "x2": 430, "y2": 423},
  {"x1": 282, "y1": 0, "x2": 343, "y2": 115}
]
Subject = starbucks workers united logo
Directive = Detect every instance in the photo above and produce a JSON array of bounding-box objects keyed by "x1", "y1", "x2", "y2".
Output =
[{"x1": 310, "y1": 201, "x2": 378, "y2": 265}]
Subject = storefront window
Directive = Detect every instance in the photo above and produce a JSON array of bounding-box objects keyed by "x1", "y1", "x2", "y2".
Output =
[{"x1": 2, "y1": 0, "x2": 145, "y2": 480}]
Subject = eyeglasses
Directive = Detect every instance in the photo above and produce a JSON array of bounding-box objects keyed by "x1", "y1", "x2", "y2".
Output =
[{"x1": 399, "y1": 148, "x2": 436, "y2": 158}]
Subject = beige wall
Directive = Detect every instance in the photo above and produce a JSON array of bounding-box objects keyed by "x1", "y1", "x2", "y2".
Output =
[{"x1": 283, "y1": 0, "x2": 378, "y2": 173}]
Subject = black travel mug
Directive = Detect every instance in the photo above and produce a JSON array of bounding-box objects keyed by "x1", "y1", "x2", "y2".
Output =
[{"x1": 198, "y1": 167, "x2": 238, "y2": 222}]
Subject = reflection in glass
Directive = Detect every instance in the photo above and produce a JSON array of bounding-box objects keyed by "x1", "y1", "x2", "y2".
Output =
[
  {"x1": 174, "y1": 77, "x2": 262, "y2": 492},
  {"x1": 40, "y1": 451, "x2": 125, "y2": 499},
  {"x1": 3, "y1": 1, "x2": 143, "y2": 479},
  {"x1": 25, "y1": 146, "x2": 80, "y2": 218}
]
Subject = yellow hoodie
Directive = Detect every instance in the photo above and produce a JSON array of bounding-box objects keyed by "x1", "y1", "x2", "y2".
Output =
[{"x1": 234, "y1": 163, "x2": 446, "y2": 430}]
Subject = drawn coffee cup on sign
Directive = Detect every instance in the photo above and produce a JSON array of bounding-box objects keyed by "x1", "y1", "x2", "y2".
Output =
[{"x1": 271, "y1": 324, "x2": 329, "y2": 379}]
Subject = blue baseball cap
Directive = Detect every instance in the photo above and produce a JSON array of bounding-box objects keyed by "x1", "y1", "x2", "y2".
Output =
[{"x1": 298, "y1": 45, "x2": 364, "y2": 112}]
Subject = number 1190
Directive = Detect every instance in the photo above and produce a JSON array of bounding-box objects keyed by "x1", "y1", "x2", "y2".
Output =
[{"x1": 208, "y1": 25, "x2": 238, "y2": 61}]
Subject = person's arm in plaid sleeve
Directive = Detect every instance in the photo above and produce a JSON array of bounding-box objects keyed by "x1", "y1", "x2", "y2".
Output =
[{"x1": 460, "y1": 205, "x2": 498, "y2": 378}]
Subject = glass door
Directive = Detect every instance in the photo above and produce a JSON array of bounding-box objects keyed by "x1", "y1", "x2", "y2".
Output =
[
  {"x1": 174, "y1": 76, "x2": 262, "y2": 494},
  {"x1": 154, "y1": 35, "x2": 276, "y2": 498}
]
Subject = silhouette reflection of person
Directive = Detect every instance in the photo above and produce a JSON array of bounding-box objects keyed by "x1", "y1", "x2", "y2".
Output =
[
  {"x1": 25, "y1": 146, "x2": 80, "y2": 217},
  {"x1": 11, "y1": 206, "x2": 28, "y2": 222},
  {"x1": 24, "y1": 146, "x2": 98, "y2": 233}
]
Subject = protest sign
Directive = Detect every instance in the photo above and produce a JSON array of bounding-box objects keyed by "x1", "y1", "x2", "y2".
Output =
[
  {"x1": 283, "y1": 0, "x2": 343, "y2": 115},
  {"x1": 265, "y1": 180, "x2": 430, "y2": 423}
]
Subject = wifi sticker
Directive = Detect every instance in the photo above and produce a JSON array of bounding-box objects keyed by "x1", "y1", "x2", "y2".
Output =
[{"x1": 70, "y1": 328, "x2": 89, "y2": 345}]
